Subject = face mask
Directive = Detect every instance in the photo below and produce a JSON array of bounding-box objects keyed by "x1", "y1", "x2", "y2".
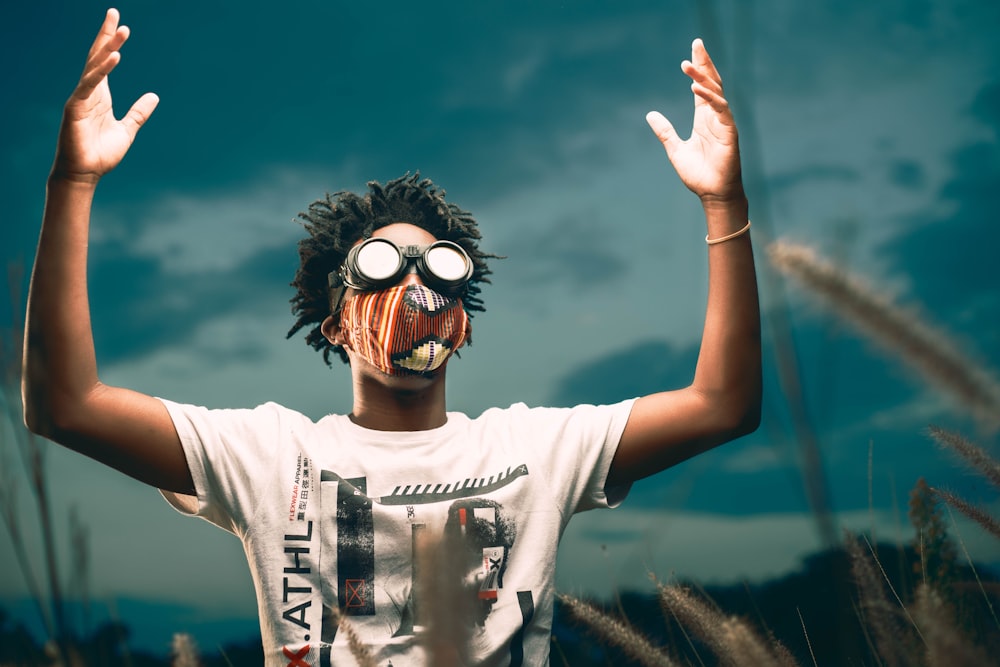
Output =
[{"x1": 339, "y1": 284, "x2": 470, "y2": 376}]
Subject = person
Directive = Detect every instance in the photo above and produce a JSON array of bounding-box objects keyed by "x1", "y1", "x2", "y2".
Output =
[{"x1": 22, "y1": 8, "x2": 761, "y2": 667}]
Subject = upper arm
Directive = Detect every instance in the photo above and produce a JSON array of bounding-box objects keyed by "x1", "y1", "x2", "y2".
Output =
[
  {"x1": 607, "y1": 386, "x2": 760, "y2": 487},
  {"x1": 32, "y1": 383, "x2": 193, "y2": 494}
]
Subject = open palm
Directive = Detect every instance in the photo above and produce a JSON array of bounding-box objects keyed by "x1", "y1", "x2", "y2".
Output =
[
  {"x1": 53, "y1": 9, "x2": 158, "y2": 184},
  {"x1": 646, "y1": 39, "x2": 743, "y2": 204}
]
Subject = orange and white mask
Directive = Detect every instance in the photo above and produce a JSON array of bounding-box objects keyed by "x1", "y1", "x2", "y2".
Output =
[{"x1": 339, "y1": 284, "x2": 470, "y2": 375}]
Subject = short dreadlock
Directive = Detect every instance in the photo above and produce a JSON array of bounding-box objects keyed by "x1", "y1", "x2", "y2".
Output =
[{"x1": 287, "y1": 173, "x2": 497, "y2": 366}]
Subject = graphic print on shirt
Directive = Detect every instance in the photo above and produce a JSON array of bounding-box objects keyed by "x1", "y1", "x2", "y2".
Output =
[
  {"x1": 282, "y1": 454, "x2": 317, "y2": 644},
  {"x1": 288, "y1": 453, "x2": 313, "y2": 521},
  {"x1": 442, "y1": 497, "x2": 517, "y2": 624},
  {"x1": 278, "y1": 458, "x2": 532, "y2": 664}
]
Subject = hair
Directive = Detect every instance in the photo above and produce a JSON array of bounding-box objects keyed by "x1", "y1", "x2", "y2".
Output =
[{"x1": 287, "y1": 172, "x2": 497, "y2": 366}]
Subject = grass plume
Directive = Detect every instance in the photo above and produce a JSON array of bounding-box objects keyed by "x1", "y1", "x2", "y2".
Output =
[
  {"x1": 911, "y1": 583, "x2": 993, "y2": 667},
  {"x1": 843, "y1": 531, "x2": 922, "y2": 667},
  {"x1": 558, "y1": 593, "x2": 678, "y2": 667},
  {"x1": 655, "y1": 582, "x2": 798, "y2": 667},
  {"x1": 171, "y1": 633, "x2": 201, "y2": 667},
  {"x1": 412, "y1": 529, "x2": 475, "y2": 667},
  {"x1": 927, "y1": 426, "x2": 1000, "y2": 489},
  {"x1": 325, "y1": 606, "x2": 377, "y2": 667},
  {"x1": 767, "y1": 240, "x2": 1000, "y2": 431},
  {"x1": 931, "y1": 486, "x2": 1000, "y2": 540}
]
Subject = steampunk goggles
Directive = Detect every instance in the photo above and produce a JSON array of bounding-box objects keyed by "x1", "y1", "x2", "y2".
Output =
[{"x1": 328, "y1": 237, "x2": 473, "y2": 313}]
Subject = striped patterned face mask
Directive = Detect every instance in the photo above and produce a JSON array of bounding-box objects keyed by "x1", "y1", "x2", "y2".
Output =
[{"x1": 340, "y1": 284, "x2": 470, "y2": 376}]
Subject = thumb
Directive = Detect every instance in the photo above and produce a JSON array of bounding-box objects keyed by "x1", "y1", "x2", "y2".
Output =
[
  {"x1": 121, "y1": 92, "x2": 159, "y2": 138},
  {"x1": 645, "y1": 111, "x2": 680, "y2": 151}
]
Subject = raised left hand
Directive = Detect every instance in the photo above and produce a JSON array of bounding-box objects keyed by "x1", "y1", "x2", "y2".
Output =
[{"x1": 646, "y1": 38, "x2": 744, "y2": 206}]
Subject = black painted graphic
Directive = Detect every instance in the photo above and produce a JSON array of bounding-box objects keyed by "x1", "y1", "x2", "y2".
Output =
[
  {"x1": 308, "y1": 464, "x2": 533, "y2": 661},
  {"x1": 336, "y1": 476, "x2": 375, "y2": 616},
  {"x1": 320, "y1": 464, "x2": 528, "y2": 506}
]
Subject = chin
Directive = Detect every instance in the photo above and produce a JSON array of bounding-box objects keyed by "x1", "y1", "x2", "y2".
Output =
[
  {"x1": 362, "y1": 362, "x2": 447, "y2": 387},
  {"x1": 385, "y1": 366, "x2": 446, "y2": 385}
]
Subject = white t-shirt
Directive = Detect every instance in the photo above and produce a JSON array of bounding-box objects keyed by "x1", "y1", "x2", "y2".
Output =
[{"x1": 160, "y1": 399, "x2": 634, "y2": 666}]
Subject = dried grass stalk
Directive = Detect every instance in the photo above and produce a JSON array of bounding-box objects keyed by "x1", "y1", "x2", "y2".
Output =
[
  {"x1": 927, "y1": 426, "x2": 1000, "y2": 490},
  {"x1": 171, "y1": 633, "x2": 201, "y2": 667},
  {"x1": 656, "y1": 583, "x2": 798, "y2": 667},
  {"x1": 325, "y1": 606, "x2": 377, "y2": 667},
  {"x1": 1, "y1": 260, "x2": 71, "y2": 661},
  {"x1": 930, "y1": 486, "x2": 1000, "y2": 540},
  {"x1": 768, "y1": 241, "x2": 1000, "y2": 431},
  {"x1": 413, "y1": 529, "x2": 475, "y2": 667},
  {"x1": 911, "y1": 583, "x2": 992, "y2": 667},
  {"x1": 844, "y1": 532, "x2": 921, "y2": 667},
  {"x1": 796, "y1": 607, "x2": 819, "y2": 667},
  {"x1": 558, "y1": 593, "x2": 678, "y2": 667}
]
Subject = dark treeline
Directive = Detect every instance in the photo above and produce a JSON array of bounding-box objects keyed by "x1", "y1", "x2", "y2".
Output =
[
  {"x1": 3, "y1": 541, "x2": 998, "y2": 666},
  {"x1": 555, "y1": 542, "x2": 1000, "y2": 665}
]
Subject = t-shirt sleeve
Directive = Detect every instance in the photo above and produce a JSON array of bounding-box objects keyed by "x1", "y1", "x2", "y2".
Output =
[
  {"x1": 157, "y1": 398, "x2": 289, "y2": 535},
  {"x1": 505, "y1": 398, "x2": 636, "y2": 516}
]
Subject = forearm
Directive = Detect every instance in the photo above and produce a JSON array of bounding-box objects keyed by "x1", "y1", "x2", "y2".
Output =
[
  {"x1": 692, "y1": 194, "x2": 761, "y2": 432},
  {"x1": 23, "y1": 176, "x2": 102, "y2": 434}
]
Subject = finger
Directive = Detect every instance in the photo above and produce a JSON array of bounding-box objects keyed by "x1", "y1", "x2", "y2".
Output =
[
  {"x1": 691, "y1": 38, "x2": 722, "y2": 84},
  {"x1": 86, "y1": 17, "x2": 129, "y2": 85},
  {"x1": 121, "y1": 92, "x2": 160, "y2": 138},
  {"x1": 79, "y1": 24, "x2": 128, "y2": 97},
  {"x1": 683, "y1": 40, "x2": 723, "y2": 96},
  {"x1": 76, "y1": 19, "x2": 131, "y2": 101},
  {"x1": 646, "y1": 111, "x2": 681, "y2": 149},
  {"x1": 86, "y1": 8, "x2": 121, "y2": 60},
  {"x1": 88, "y1": 25, "x2": 129, "y2": 69},
  {"x1": 74, "y1": 50, "x2": 121, "y2": 99},
  {"x1": 681, "y1": 59, "x2": 723, "y2": 97},
  {"x1": 691, "y1": 82, "x2": 732, "y2": 119}
]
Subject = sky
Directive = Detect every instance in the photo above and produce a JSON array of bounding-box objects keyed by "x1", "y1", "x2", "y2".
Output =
[{"x1": 2, "y1": 0, "x2": 999, "y2": 654}]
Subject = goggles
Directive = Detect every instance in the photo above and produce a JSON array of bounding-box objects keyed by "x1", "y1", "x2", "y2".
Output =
[{"x1": 329, "y1": 237, "x2": 474, "y2": 313}]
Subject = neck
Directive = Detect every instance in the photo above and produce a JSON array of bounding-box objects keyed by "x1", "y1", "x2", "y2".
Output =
[{"x1": 348, "y1": 367, "x2": 449, "y2": 431}]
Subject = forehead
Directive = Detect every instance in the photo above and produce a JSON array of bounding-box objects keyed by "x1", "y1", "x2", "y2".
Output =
[{"x1": 370, "y1": 222, "x2": 438, "y2": 246}]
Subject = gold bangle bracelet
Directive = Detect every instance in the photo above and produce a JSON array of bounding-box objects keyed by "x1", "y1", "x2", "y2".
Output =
[{"x1": 706, "y1": 220, "x2": 751, "y2": 245}]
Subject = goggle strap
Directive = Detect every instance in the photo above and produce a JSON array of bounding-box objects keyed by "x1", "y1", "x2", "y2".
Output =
[{"x1": 328, "y1": 271, "x2": 347, "y2": 314}]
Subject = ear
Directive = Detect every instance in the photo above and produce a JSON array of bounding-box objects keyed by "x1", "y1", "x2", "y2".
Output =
[{"x1": 321, "y1": 315, "x2": 349, "y2": 348}]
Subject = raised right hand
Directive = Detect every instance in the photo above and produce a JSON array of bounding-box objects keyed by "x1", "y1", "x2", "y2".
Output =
[
  {"x1": 25, "y1": 9, "x2": 191, "y2": 494},
  {"x1": 52, "y1": 8, "x2": 159, "y2": 184}
]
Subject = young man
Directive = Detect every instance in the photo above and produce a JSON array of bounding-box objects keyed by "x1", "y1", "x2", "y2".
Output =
[{"x1": 23, "y1": 8, "x2": 761, "y2": 667}]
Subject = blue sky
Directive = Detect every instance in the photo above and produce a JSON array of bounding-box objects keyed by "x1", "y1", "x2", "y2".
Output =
[{"x1": 2, "y1": 0, "x2": 999, "y2": 653}]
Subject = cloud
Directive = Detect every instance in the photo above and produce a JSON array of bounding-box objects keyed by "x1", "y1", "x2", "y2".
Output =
[
  {"x1": 117, "y1": 169, "x2": 329, "y2": 276},
  {"x1": 82, "y1": 167, "x2": 360, "y2": 364},
  {"x1": 718, "y1": 443, "x2": 789, "y2": 474},
  {"x1": 86, "y1": 240, "x2": 295, "y2": 365},
  {"x1": 768, "y1": 164, "x2": 860, "y2": 194},
  {"x1": 879, "y1": 85, "x2": 1000, "y2": 356},
  {"x1": 748, "y1": 2, "x2": 1000, "y2": 99},
  {"x1": 886, "y1": 159, "x2": 925, "y2": 190},
  {"x1": 501, "y1": 211, "x2": 629, "y2": 290},
  {"x1": 557, "y1": 505, "x2": 1000, "y2": 596},
  {"x1": 548, "y1": 340, "x2": 699, "y2": 408},
  {"x1": 970, "y1": 82, "x2": 1000, "y2": 126}
]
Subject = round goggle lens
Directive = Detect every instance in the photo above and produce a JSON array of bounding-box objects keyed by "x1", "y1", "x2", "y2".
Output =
[
  {"x1": 355, "y1": 239, "x2": 402, "y2": 281},
  {"x1": 425, "y1": 244, "x2": 470, "y2": 282}
]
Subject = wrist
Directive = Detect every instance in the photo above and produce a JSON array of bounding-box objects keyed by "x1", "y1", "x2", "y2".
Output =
[
  {"x1": 48, "y1": 169, "x2": 101, "y2": 190},
  {"x1": 699, "y1": 190, "x2": 748, "y2": 214}
]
